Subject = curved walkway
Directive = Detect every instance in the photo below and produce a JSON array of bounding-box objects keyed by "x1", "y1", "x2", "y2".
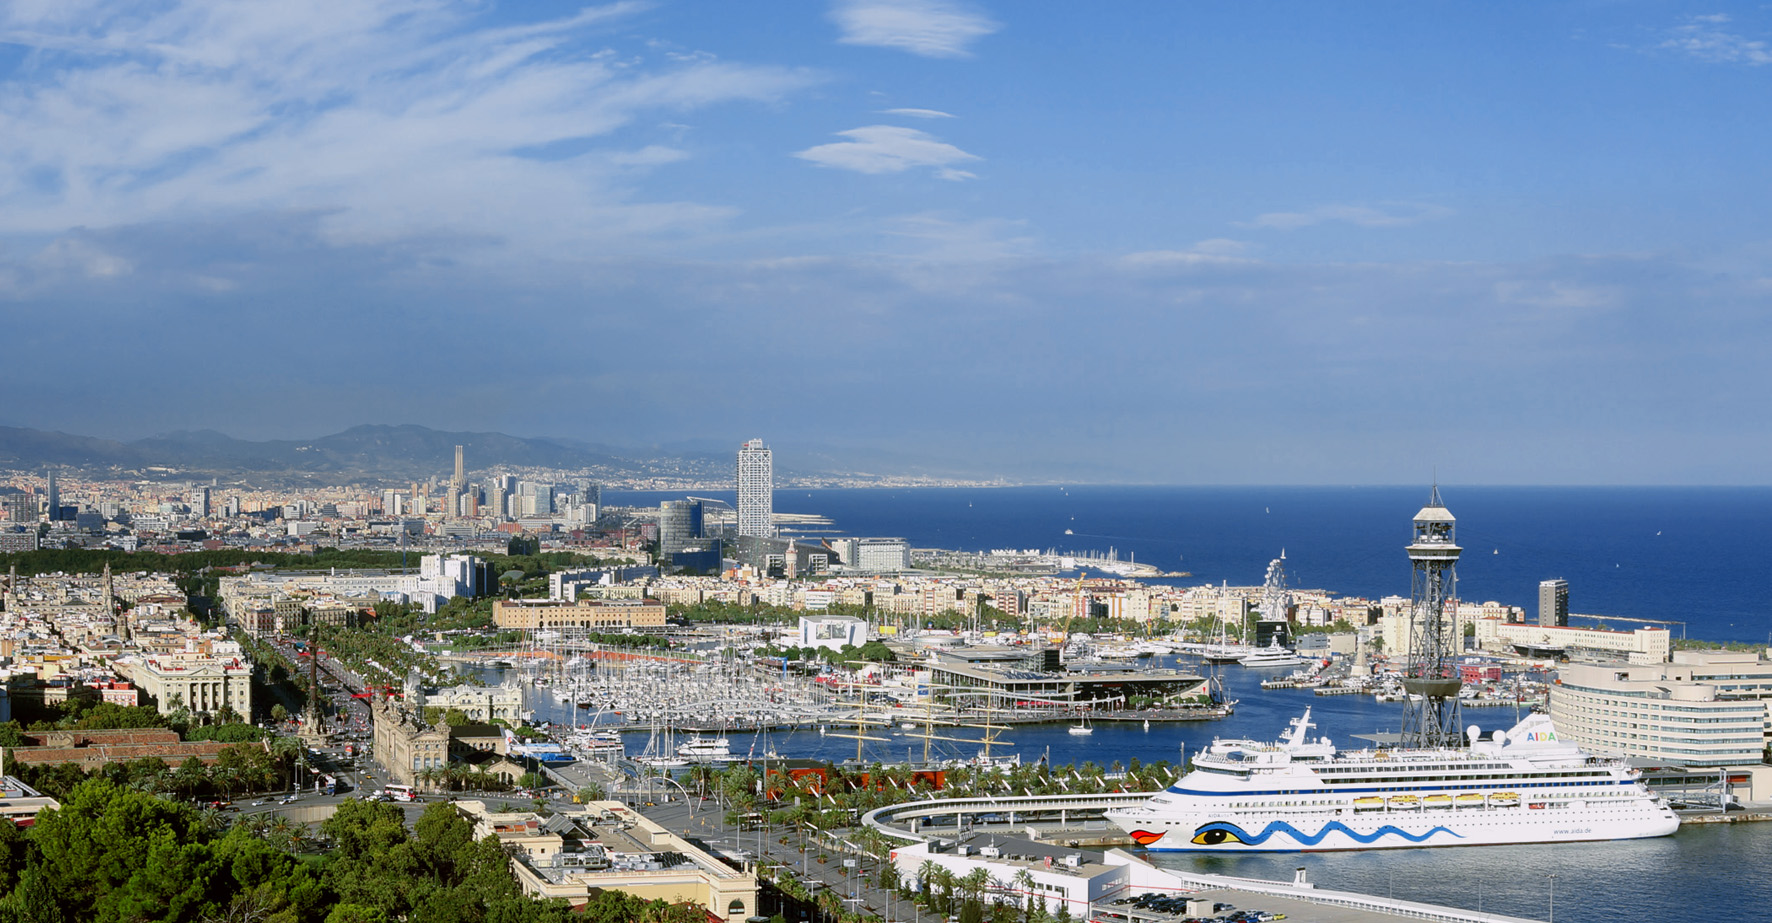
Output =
[{"x1": 863, "y1": 791, "x2": 1152, "y2": 842}]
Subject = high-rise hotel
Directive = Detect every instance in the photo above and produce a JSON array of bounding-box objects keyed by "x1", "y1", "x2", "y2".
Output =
[{"x1": 736, "y1": 438, "x2": 773, "y2": 537}]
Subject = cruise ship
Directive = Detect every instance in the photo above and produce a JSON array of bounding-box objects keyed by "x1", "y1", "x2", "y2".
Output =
[{"x1": 1106, "y1": 708, "x2": 1679, "y2": 851}]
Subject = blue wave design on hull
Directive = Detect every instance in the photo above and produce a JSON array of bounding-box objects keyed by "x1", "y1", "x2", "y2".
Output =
[{"x1": 1170, "y1": 820, "x2": 1465, "y2": 849}]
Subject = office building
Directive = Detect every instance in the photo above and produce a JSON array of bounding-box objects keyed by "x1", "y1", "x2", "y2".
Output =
[
  {"x1": 3, "y1": 492, "x2": 34, "y2": 523},
  {"x1": 736, "y1": 438, "x2": 772, "y2": 537},
  {"x1": 1539, "y1": 578, "x2": 1570, "y2": 627},
  {"x1": 657, "y1": 500, "x2": 703, "y2": 555},
  {"x1": 44, "y1": 470, "x2": 59, "y2": 522},
  {"x1": 847, "y1": 535, "x2": 907, "y2": 570},
  {"x1": 0, "y1": 530, "x2": 39, "y2": 553}
]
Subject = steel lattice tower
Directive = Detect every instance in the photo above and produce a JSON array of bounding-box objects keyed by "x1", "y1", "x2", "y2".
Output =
[{"x1": 1400, "y1": 487, "x2": 1464, "y2": 748}]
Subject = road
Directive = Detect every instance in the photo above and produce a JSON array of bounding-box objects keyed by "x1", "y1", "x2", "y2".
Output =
[{"x1": 642, "y1": 798, "x2": 916, "y2": 923}]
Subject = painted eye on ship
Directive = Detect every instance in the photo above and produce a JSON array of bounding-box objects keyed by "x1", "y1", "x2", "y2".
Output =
[{"x1": 1190, "y1": 823, "x2": 1248, "y2": 846}]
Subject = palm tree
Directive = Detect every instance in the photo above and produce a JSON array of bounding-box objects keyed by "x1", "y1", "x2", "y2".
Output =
[
  {"x1": 916, "y1": 860, "x2": 942, "y2": 904},
  {"x1": 1013, "y1": 869, "x2": 1038, "y2": 921},
  {"x1": 932, "y1": 867, "x2": 959, "y2": 914},
  {"x1": 961, "y1": 867, "x2": 991, "y2": 906}
]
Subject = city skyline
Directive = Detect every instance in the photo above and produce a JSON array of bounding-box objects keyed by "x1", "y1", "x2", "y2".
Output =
[{"x1": 2, "y1": 3, "x2": 1769, "y2": 485}]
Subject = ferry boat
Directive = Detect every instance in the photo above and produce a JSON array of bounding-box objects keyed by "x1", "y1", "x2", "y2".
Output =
[{"x1": 1107, "y1": 708, "x2": 1679, "y2": 851}]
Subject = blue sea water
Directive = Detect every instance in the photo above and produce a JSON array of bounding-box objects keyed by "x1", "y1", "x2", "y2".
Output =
[
  {"x1": 587, "y1": 484, "x2": 1772, "y2": 920},
  {"x1": 609, "y1": 485, "x2": 1772, "y2": 644}
]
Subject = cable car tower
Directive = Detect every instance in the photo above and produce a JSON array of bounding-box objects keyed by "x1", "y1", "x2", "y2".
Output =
[{"x1": 1400, "y1": 487, "x2": 1464, "y2": 748}]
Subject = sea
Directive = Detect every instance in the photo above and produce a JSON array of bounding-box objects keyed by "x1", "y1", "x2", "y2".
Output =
[
  {"x1": 573, "y1": 484, "x2": 1772, "y2": 921},
  {"x1": 609, "y1": 484, "x2": 1772, "y2": 644}
]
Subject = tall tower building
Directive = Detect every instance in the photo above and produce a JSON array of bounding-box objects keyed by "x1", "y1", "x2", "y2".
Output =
[
  {"x1": 191, "y1": 485, "x2": 211, "y2": 518},
  {"x1": 1401, "y1": 487, "x2": 1464, "y2": 749},
  {"x1": 44, "y1": 469, "x2": 59, "y2": 521},
  {"x1": 1538, "y1": 578, "x2": 1570, "y2": 627},
  {"x1": 736, "y1": 439, "x2": 773, "y2": 537},
  {"x1": 453, "y1": 445, "x2": 465, "y2": 491}
]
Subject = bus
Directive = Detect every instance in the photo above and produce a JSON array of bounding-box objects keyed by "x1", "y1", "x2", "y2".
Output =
[{"x1": 384, "y1": 785, "x2": 416, "y2": 803}]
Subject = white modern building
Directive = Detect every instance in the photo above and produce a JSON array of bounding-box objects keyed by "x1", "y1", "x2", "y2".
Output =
[
  {"x1": 799, "y1": 615, "x2": 866, "y2": 651},
  {"x1": 1471, "y1": 618, "x2": 1672, "y2": 664},
  {"x1": 835, "y1": 537, "x2": 910, "y2": 573},
  {"x1": 1549, "y1": 659, "x2": 1769, "y2": 767},
  {"x1": 736, "y1": 438, "x2": 772, "y2": 537}
]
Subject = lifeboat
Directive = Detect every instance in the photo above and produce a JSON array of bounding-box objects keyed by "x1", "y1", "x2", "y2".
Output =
[
  {"x1": 1456, "y1": 793, "x2": 1487, "y2": 808},
  {"x1": 1388, "y1": 794, "x2": 1421, "y2": 809},
  {"x1": 1423, "y1": 794, "x2": 1454, "y2": 809},
  {"x1": 1353, "y1": 796, "x2": 1385, "y2": 811},
  {"x1": 1490, "y1": 792, "x2": 1521, "y2": 807}
]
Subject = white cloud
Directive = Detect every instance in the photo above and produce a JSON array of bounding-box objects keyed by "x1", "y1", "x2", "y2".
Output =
[
  {"x1": 830, "y1": 0, "x2": 999, "y2": 58},
  {"x1": 1238, "y1": 203, "x2": 1453, "y2": 231},
  {"x1": 794, "y1": 125, "x2": 980, "y2": 179},
  {"x1": 1121, "y1": 238, "x2": 1256, "y2": 267},
  {"x1": 1493, "y1": 279, "x2": 1618, "y2": 310},
  {"x1": 0, "y1": 1, "x2": 815, "y2": 249},
  {"x1": 881, "y1": 212, "x2": 1031, "y2": 261},
  {"x1": 881, "y1": 107, "x2": 955, "y2": 118},
  {"x1": 1661, "y1": 14, "x2": 1772, "y2": 65}
]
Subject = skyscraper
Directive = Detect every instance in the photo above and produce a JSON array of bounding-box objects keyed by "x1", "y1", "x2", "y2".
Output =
[
  {"x1": 44, "y1": 469, "x2": 58, "y2": 522},
  {"x1": 736, "y1": 438, "x2": 773, "y2": 537},
  {"x1": 1538, "y1": 578, "x2": 1570, "y2": 627}
]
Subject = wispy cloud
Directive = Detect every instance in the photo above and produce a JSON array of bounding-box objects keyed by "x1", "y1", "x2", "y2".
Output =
[
  {"x1": 1660, "y1": 13, "x2": 1772, "y2": 66},
  {"x1": 794, "y1": 125, "x2": 980, "y2": 179},
  {"x1": 1238, "y1": 203, "x2": 1453, "y2": 231},
  {"x1": 0, "y1": 1, "x2": 815, "y2": 249},
  {"x1": 1121, "y1": 239, "x2": 1256, "y2": 268},
  {"x1": 881, "y1": 107, "x2": 955, "y2": 119},
  {"x1": 830, "y1": 0, "x2": 999, "y2": 58}
]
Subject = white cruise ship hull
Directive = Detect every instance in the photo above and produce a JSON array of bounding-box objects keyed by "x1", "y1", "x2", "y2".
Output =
[
  {"x1": 1108, "y1": 802, "x2": 1678, "y2": 851},
  {"x1": 1108, "y1": 708, "x2": 1680, "y2": 852}
]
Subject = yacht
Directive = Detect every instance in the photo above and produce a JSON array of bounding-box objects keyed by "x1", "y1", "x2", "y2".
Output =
[
  {"x1": 1238, "y1": 638, "x2": 1305, "y2": 667},
  {"x1": 676, "y1": 735, "x2": 733, "y2": 763},
  {"x1": 1107, "y1": 708, "x2": 1679, "y2": 851}
]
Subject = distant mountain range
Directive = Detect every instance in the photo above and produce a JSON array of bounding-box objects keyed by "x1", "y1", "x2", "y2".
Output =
[
  {"x1": 0, "y1": 424, "x2": 745, "y2": 486},
  {"x1": 0, "y1": 424, "x2": 1031, "y2": 487}
]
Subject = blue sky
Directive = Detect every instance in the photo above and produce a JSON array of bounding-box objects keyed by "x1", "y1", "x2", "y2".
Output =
[{"x1": 1, "y1": 1, "x2": 1769, "y2": 484}]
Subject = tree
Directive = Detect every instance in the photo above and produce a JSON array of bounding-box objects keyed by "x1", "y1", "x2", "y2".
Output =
[
  {"x1": 27, "y1": 778, "x2": 208, "y2": 922},
  {"x1": 0, "y1": 815, "x2": 25, "y2": 894}
]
